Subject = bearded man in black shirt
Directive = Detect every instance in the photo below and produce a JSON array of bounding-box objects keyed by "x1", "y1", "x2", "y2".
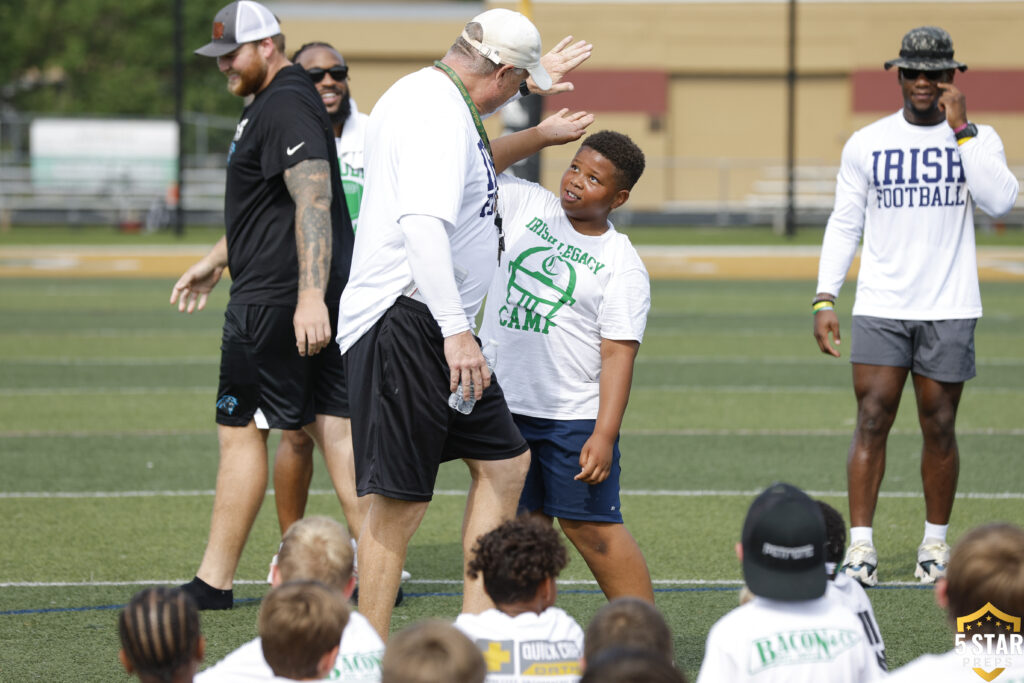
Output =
[{"x1": 170, "y1": 0, "x2": 353, "y2": 610}]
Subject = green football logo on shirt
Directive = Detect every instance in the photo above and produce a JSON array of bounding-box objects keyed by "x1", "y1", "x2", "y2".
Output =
[{"x1": 496, "y1": 246, "x2": 577, "y2": 335}]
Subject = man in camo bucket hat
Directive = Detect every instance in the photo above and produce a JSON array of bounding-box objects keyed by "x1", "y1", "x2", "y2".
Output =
[
  {"x1": 812, "y1": 25, "x2": 1019, "y2": 591},
  {"x1": 884, "y1": 26, "x2": 967, "y2": 72}
]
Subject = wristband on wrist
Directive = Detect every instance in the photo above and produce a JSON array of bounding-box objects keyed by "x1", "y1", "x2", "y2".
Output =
[
  {"x1": 812, "y1": 299, "x2": 835, "y2": 314},
  {"x1": 811, "y1": 301, "x2": 835, "y2": 315},
  {"x1": 955, "y1": 122, "x2": 978, "y2": 143},
  {"x1": 952, "y1": 122, "x2": 969, "y2": 134},
  {"x1": 519, "y1": 80, "x2": 531, "y2": 97}
]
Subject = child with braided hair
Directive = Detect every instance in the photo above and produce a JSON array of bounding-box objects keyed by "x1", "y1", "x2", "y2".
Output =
[
  {"x1": 118, "y1": 586, "x2": 205, "y2": 683},
  {"x1": 455, "y1": 517, "x2": 583, "y2": 683}
]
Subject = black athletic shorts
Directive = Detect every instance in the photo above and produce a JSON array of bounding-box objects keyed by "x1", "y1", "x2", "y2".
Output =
[
  {"x1": 216, "y1": 302, "x2": 348, "y2": 430},
  {"x1": 346, "y1": 296, "x2": 528, "y2": 502},
  {"x1": 311, "y1": 301, "x2": 348, "y2": 418}
]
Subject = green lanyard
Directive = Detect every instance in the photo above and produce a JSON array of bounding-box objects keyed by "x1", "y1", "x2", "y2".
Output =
[{"x1": 433, "y1": 60, "x2": 504, "y2": 264}]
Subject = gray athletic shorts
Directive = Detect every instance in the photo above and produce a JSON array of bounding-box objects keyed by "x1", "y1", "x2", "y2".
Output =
[{"x1": 850, "y1": 315, "x2": 977, "y2": 383}]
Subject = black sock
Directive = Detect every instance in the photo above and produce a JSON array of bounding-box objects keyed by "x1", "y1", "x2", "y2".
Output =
[{"x1": 181, "y1": 576, "x2": 233, "y2": 610}]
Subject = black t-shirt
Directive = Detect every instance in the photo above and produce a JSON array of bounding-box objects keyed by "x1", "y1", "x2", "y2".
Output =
[{"x1": 223, "y1": 64, "x2": 352, "y2": 306}]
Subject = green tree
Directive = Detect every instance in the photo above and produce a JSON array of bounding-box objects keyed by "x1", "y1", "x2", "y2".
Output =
[{"x1": 0, "y1": 0, "x2": 238, "y2": 120}]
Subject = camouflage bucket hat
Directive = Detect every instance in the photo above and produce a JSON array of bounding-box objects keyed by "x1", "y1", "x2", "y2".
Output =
[{"x1": 884, "y1": 26, "x2": 967, "y2": 72}]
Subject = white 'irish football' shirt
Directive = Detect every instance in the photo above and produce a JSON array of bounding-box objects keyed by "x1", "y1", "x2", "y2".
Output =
[
  {"x1": 817, "y1": 111, "x2": 1018, "y2": 320},
  {"x1": 478, "y1": 174, "x2": 650, "y2": 420},
  {"x1": 196, "y1": 610, "x2": 384, "y2": 682},
  {"x1": 455, "y1": 607, "x2": 584, "y2": 683},
  {"x1": 696, "y1": 595, "x2": 883, "y2": 683},
  {"x1": 337, "y1": 67, "x2": 502, "y2": 352}
]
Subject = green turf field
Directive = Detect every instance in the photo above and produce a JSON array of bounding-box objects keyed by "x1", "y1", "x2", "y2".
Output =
[{"x1": 1, "y1": 258, "x2": 1023, "y2": 680}]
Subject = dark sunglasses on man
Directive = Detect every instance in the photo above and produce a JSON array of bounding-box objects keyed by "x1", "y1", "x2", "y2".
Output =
[
  {"x1": 899, "y1": 68, "x2": 950, "y2": 82},
  {"x1": 305, "y1": 66, "x2": 348, "y2": 83}
]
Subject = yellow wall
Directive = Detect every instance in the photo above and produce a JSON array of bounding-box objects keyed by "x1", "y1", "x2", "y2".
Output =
[{"x1": 274, "y1": 1, "x2": 1024, "y2": 210}]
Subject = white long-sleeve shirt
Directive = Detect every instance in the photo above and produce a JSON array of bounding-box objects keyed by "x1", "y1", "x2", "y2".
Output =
[{"x1": 816, "y1": 111, "x2": 1018, "y2": 320}]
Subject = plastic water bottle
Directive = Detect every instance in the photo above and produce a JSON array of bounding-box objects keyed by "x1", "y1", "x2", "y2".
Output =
[
  {"x1": 448, "y1": 343, "x2": 496, "y2": 415},
  {"x1": 448, "y1": 381, "x2": 478, "y2": 415}
]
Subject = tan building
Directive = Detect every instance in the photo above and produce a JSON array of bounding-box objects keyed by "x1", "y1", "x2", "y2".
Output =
[{"x1": 274, "y1": 0, "x2": 1024, "y2": 219}]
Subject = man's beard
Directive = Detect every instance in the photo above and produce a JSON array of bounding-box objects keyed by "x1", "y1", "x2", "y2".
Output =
[
  {"x1": 228, "y1": 61, "x2": 267, "y2": 98},
  {"x1": 329, "y1": 92, "x2": 352, "y2": 129}
]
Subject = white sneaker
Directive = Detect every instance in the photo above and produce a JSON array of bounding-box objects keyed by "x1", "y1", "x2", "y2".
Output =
[
  {"x1": 267, "y1": 553, "x2": 278, "y2": 584},
  {"x1": 352, "y1": 538, "x2": 411, "y2": 581},
  {"x1": 839, "y1": 540, "x2": 879, "y2": 587},
  {"x1": 915, "y1": 538, "x2": 950, "y2": 583}
]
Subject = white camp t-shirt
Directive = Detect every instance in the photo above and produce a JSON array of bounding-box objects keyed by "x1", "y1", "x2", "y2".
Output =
[
  {"x1": 337, "y1": 99, "x2": 368, "y2": 231},
  {"x1": 696, "y1": 595, "x2": 883, "y2": 683},
  {"x1": 337, "y1": 67, "x2": 502, "y2": 352},
  {"x1": 828, "y1": 575, "x2": 887, "y2": 672},
  {"x1": 454, "y1": 607, "x2": 584, "y2": 683},
  {"x1": 816, "y1": 111, "x2": 1018, "y2": 320},
  {"x1": 888, "y1": 649, "x2": 1024, "y2": 682},
  {"x1": 477, "y1": 174, "x2": 650, "y2": 420},
  {"x1": 195, "y1": 610, "x2": 384, "y2": 682}
]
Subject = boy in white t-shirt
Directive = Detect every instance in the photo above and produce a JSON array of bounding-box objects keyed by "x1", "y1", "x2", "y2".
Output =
[
  {"x1": 479, "y1": 131, "x2": 652, "y2": 603},
  {"x1": 455, "y1": 518, "x2": 584, "y2": 683},
  {"x1": 816, "y1": 500, "x2": 888, "y2": 673},
  {"x1": 197, "y1": 516, "x2": 385, "y2": 683},
  {"x1": 259, "y1": 580, "x2": 348, "y2": 681},
  {"x1": 696, "y1": 483, "x2": 882, "y2": 683}
]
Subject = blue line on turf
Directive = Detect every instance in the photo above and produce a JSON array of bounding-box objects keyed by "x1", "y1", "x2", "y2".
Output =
[
  {"x1": 0, "y1": 584, "x2": 931, "y2": 616},
  {"x1": 0, "y1": 597, "x2": 262, "y2": 617}
]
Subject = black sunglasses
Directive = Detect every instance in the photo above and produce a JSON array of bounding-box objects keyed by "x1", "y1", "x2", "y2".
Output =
[
  {"x1": 899, "y1": 68, "x2": 948, "y2": 82},
  {"x1": 305, "y1": 66, "x2": 348, "y2": 83}
]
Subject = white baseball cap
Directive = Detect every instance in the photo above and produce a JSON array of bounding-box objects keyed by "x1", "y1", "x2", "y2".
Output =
[
  {"x1": 462, "y1": 9, "x2": 552, "y2": 90},
  {"x1": 195, "y1": 1, "x2": 281, "y2": 58}
]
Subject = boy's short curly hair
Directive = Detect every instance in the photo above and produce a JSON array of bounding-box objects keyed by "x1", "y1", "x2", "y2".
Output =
[
  {"x1": 467, "y1": 517, "x2": 568, "y2": 604},
  {"x1": 580, "y1": 131, "x2": 646, "y2": 191},
  {"x1": 816, "y1": 500, "x2": 847, "y2": 569}
]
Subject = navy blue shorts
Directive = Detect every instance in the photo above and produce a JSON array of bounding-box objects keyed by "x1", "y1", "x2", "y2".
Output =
[{"x1": 514, "y1": 414, "x2": 623, "y2": 523}]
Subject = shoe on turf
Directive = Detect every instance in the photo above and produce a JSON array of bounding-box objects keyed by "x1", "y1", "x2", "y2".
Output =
[
  {"x1": 181, "y1": 576, "x2": 233, "y2": 610},
  {"x1": 350, "y1": 584, "x2": 404, "y2": 607},
  {"x1": 839, "y1": 540, "x2": 879, "y2": 587},
  {"x1": 914, "y1": 538, "x2": 950, "y2": 584}
]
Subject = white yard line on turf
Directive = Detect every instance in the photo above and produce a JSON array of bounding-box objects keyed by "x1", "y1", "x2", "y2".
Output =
[
  {"x1": 3, "y1": 489, "x2": 1024, "y2": 500},
  {"x1": 3, "y1": 578, "x2": 937, "y2": 589},
  {"x1": 3, "y1": 427, "x2": 1023, "y2": 438},
  {"x1": 3, "y1": 385, "x2": 1023, "y2": 398}
]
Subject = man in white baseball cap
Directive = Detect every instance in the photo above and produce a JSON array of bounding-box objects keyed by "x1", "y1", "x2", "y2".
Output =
[
  {"x1": 335, "y1": 8, "x2": 591, "y2": 640},
  {"x1": 459, "y1": 8, "x2": 552, "y2": 91}
]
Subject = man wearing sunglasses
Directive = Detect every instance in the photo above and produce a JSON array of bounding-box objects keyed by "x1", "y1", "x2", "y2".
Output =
[
  {"x1": 265, "y1": 38, "x2": 369, "y2": 567},
  {"x1": 293, "y1": 44, "x2": 365, "y2": 232},
  {"x1": 813, "y1": 27, "x2": 1019, "y2": 588}
]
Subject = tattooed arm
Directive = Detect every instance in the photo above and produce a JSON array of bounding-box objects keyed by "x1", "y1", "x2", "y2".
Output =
[{"x1": 283, "y1": 158, "x2": 333, "y2": 356}]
